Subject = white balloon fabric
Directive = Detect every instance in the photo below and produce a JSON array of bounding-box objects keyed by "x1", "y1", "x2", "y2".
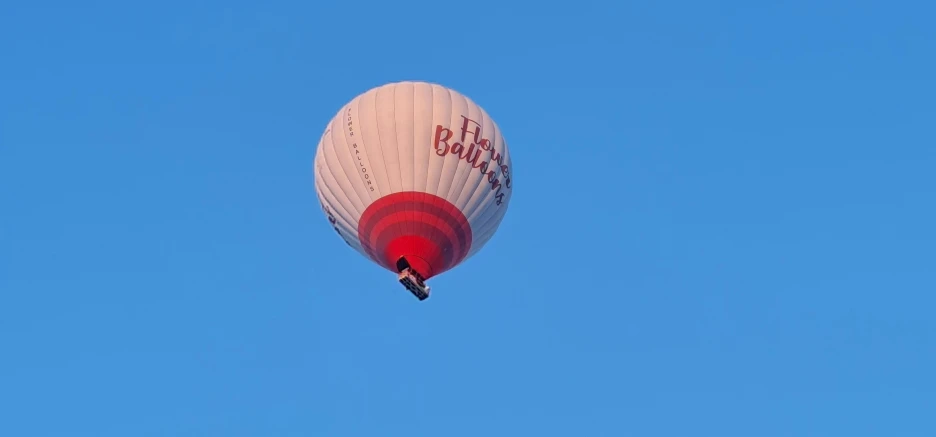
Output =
[{"x1": 313, "y1": 81, "x2": 514, "y2": 279}]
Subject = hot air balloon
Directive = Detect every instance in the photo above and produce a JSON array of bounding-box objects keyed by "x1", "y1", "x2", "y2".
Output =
[{"x1": 313, "y1": 81, "x2": 514, "y2": 300}]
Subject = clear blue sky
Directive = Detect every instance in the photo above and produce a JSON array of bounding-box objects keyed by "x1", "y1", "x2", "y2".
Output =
[{"x1": 1, "y1": 1, "x2": 934, "y2": 436}]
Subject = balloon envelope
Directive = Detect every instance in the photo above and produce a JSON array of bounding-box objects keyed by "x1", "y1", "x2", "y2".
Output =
[{"x1": 313, "y1": 81, "x2": 514, "y2": 280}]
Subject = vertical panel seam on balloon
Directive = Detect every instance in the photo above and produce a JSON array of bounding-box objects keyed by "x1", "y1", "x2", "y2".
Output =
[
  {"x1": 393, "y1": 84, "x2": 411, "y2": 258},
  {"x1": 378, "y1": 85, "x2": 407, "y2": 266},
  {"x1": 439, "y1": 90, "x2": 473, "y2": 268},
  {"x1": 409, "y1": 83, "x2": 417, "y2": 261},
  {"x1": 419, "y1": 84, "x2": 435, "y2": 270},
  {"x1": 425, "y1": 85, "x2": 448, "y2": 264},
  {"x1": 428, "y1": 86, "x2": 455, "y2": 263},
  {"x1": 444, "y1": 99, "x2": 482, "y2": 266},
  {"x1": 441, "y1": 88, "x2": 469, "y2": 265},
  {"x1": 378, "y1": 85, "x2": 402, "y2": 265}
]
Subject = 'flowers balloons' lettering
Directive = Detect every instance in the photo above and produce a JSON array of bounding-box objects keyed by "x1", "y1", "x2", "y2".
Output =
[{"x1": 433, "y1": 115, "x2": 512, "y2": 205}]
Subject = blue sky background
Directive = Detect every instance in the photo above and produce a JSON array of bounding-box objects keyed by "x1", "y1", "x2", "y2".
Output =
[{"x1": 1, "y1": 1, "x2": 934, "y2": 436}]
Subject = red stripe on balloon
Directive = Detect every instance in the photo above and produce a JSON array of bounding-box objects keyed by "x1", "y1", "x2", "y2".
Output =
[{"x1": 357, "y1": 192, "x2": 472, "y2": 279}]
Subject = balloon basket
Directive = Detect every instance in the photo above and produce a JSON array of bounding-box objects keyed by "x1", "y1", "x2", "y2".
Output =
[{"x1": 398, "y1": 268, "x2": 431, "y2": 301}]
